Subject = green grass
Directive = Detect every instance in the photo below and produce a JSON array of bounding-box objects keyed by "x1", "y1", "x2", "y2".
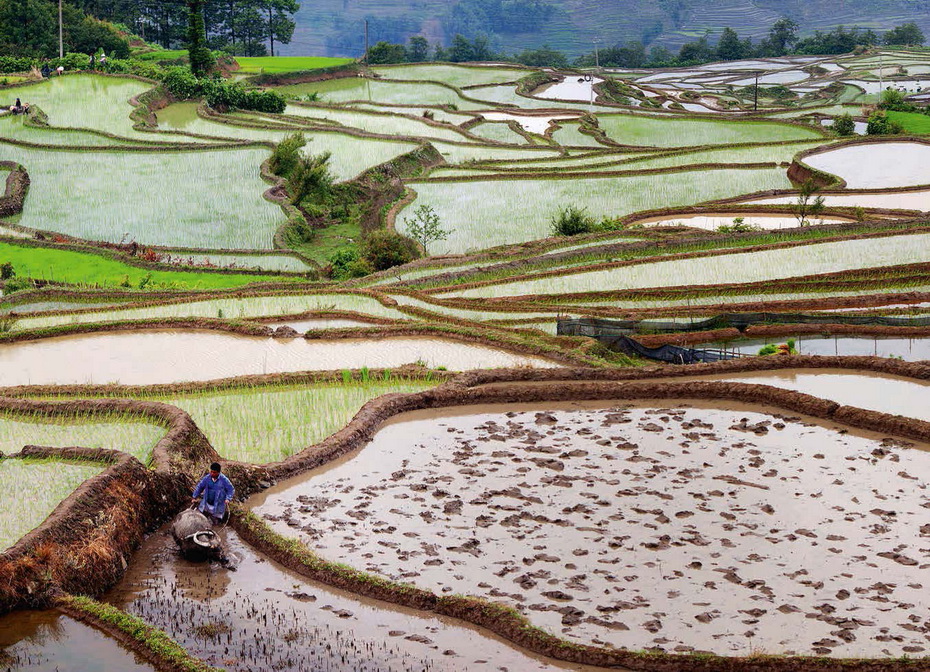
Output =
[
  {"x1": 0, "y1": 242, "x2": 289, "y2": 290},
  {"x1": 294, "y1": 219, "x2": 361, "y2": 265},
  {"x1": 131, "y1": 49, "x2": 188, "y2": 62},
  {"x1": 886, "y1": 110, "x2": 930, "y2": 134},
  {"x1": 236, "y1": 56, "x2": 355, "y2": 74}
]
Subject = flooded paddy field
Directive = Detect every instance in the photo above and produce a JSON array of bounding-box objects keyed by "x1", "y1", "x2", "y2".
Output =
[
  {"x1": 251, "y1": 400, "x2": 930, "y2": 657},
  {"x1": 0, "y1": 610, "x2": 154, "y2": 671},
  {"x1": 676, "y1": 369, "x2": 930, "y2": 422},
  {"x1": 105, "y1": 525, "x2": 603, "y2": 672},
  {"x1": 0, "y1": 330, "x2": 560, "y2": 385},
  {"x1": 702, "y1": 335, "x2": 930, "y2": 361}
]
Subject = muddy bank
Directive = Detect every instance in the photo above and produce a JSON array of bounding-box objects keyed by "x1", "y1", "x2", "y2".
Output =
[
  {"x1": 0, "y1": 397, "x2": 217, "y2": 614},
  {"x1": 251, "y1": 401, "x2": 930, "y2": 657},
  {"x1": 637, "y1": 325, "x2": 930, "y2": 348}
]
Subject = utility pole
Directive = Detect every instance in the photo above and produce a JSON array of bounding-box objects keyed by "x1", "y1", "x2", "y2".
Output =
[
  {"x1": 58, "y1": 0, "x2": 63, "y2": 59},
  {"x1": 754, "y1": 71, "x2": 759, "y2": 111},
  {"x1": 593, "y1": 37, "x2": 600, "y2": 70},
  {"x1": 879, "y1": 51, "x2": 884, "y2": 96},
  {"x1": 364, "y1": 19, "x2": 369, "y2": 64}
]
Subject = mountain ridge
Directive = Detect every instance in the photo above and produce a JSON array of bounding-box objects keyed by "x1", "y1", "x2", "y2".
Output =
[{"x1": 281, "y1": 0, "x2": 930, "y2": 58}]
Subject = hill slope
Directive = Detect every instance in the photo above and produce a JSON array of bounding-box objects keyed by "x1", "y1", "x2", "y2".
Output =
[{"x1": 281, "y1": 0, "x2": 930, "y2": 58}]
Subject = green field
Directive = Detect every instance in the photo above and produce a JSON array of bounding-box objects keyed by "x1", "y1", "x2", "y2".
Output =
[
  {"x1": 236, "y1": 56, "x2": 355, "y2": 74},
  {"x1": 0, "y1": 242, "x2": 288, "y2": 290},
  {"x1": 886, "y1": 110, "x2": 930, "y2": 134}
]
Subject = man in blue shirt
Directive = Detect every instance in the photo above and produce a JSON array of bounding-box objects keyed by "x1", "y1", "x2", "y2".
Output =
[{"x1": 192, "y1": 462, "x2": 235, "y2": 525}]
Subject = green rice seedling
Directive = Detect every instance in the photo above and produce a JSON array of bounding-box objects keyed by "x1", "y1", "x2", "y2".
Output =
[
  {"x1": 0, "y1": 145, "x2": 284, "y2": 250},
  {"x1": 0, "y1": 410, "x2": 167, "y2": 462},
  {"x1": 401, "y1": 167, "x2": 792, "y2": 253},
  {"x1": 371, "y1": 65, "x2": 527, "y2": 88},
  {"x1": 595, "y1": 114, "x2": 822, "y2": 148},
  {"x1": 144, "y1": 380, "x2": 438, "y2": 463},
  {"x1": 14, "y1": 293, "x2": 411, "y2": 332},
  {"x1": 0, "y1": 457, "x2": 105, "y2": 550},
  {"x1": 467, "y1": 122, "x2": 528, "y2": 144},
  {"x1": 281, "y1": 106, "x2": 471, "y2": 144},
  {"x1": 274, "y1": 79, "x2": 486, "y2": 109},
  {"x1": 447, "y1": 232, "x2": 930, "y2": 299}
]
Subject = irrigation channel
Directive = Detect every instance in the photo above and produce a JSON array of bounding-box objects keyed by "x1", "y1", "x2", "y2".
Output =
[{"x1": 2, "y1": 46, "x2": 930, "y2": 671}]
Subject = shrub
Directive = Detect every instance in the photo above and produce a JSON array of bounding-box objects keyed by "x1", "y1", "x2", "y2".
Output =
[
  {"x1": 550, "y1": 205, "x2": 594, "y2": 236},
  {"x1": 289, "y1": 151, "x2": 333, "y2": 205},
  {"x1": 832, "y1": 112, "x2": 856, "y2": 136},
  {"x1": 716, "y1": 217, "x2": 759, "y2": 233},
  {"x1": 866, "y1": 111, "x2": 904, "y2": 135},
  {"x1": 163, "y1": 66, "x2": 201, "y2": 99},
  {"x1": 329, "y1": 246, "x2": 372, "y2": 279},
  {"x1": 269, "y1": 132, "x2": 306, "y2": 177},
  {"x1": 403, "y1": 204, "x2": 450, "y2": 253},
  {"x1": 362, "y1": 230, "x2": 420, "y2": 271},
  {"x1": 0, "y1": 56, "x2": 37, "y2": 73}
]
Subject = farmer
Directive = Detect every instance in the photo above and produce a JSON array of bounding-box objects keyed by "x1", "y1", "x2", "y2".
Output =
[{"x1": 192, "y1": 462, "x2": 235, "y2": 525}]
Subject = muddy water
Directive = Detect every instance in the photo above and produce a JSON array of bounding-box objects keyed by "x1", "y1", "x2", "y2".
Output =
[
  {"x1": 266, "y1": 318, "x2": 379, "y2": 331},
  {"x1": 677, "y1": 369, "x2": 930, "y2": 421},
  {"x1": 251, "y1": 401, "x2": 930, "y2": 657},
  {"x1": 703, "y1": 335, "x2": 930, "y2": 361},
  {"x1": 105, "y1": 525, "x2": 602, "y2": 671},
  {"x1": 634, "y1": 212, "x2": 852, "y2": 230},
  {"x1": 804, "y1": 141, "x2": 930, "y2": 188},
  {"x1": 0, "y1": 610, "x2": 153, "y2": 671},
  {"x1": 0, "y1": 330, "x2": 559, "y2": 386}
]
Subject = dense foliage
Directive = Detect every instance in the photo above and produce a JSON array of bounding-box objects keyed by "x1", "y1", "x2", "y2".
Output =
[
  {"x1": 0, "y1": 0, "x2": 129, "y2": 59},
  {"x1": 41, "y1": 0, "x2": 300, "y2": 57},
  {"x1": 163, "y1": 66, "x2": 286, "y2": 113}
]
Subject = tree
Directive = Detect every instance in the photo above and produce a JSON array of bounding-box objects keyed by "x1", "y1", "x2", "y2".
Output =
[
  {"x1": 289, "y1": 151, "x2": 334, "y2": 206},
  {"x1": 758, "y1": 17, "x2": 798, "y2": 57},
  {"x1": 716, "y1": 27, "x2": 746, "y2": 61},
  {"x1": 515, "y1": 44, "x2": 567, "y2": 67},
  {"x1": 186, "y1": 0, "x2": 213, "y2": 77},
  {"x1": 263, "y1": 0, "x2": 298, "y2": 57},
  {"x1": 403, "y1": 204, "x2": 450, "y2": 253},
  {"x1": 408, "y1": 35, "x2": 429, "y2": 62},
  {"x1": 792, "y1": 179, "x2": 825, "y2": 226},
  {"x1": 449, "y1": 33, "x2": 474, "y2": 62},
  {"x1": 866, "y1": 110, "x2": 904, "y2": 135},
  {"x1": 884, "y1": 22, "x2": 924, "y2": 46},
  {"x1": 367, "y1": 40, "x2": 407, "y2": 65},
  {"x1": 362, "y1": 230, "x2": 420, "y2": 271},
  {"x1": 678, "y1": 35, "x2": 713, "y2": 63},
  {"x1": 832, "y1": 112, "x2": 855, "y2": 136},
  {"x1": 0, "y1": 0, "x2": 57, "y2": 57}
]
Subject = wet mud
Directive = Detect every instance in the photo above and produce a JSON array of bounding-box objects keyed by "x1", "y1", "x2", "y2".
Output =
[
  {"x1": 105, "y1": 524, "x2": 605, "y2": 672},
  {"x1": 252, "y1": 401, "x2": 930, "y2": 658}
]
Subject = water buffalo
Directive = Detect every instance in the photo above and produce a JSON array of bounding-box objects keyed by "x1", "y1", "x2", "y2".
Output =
[{"x1": 170, "y1": 508, "x2": 225, "y2": 561}]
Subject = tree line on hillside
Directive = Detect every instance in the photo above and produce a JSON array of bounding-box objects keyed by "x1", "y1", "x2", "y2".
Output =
[
  {"x1": 0, "y1": 0, "x2": 301, "y2": 59},
  {"x1": 366, "y1": 19, "x2": 925, "y2": 67}
]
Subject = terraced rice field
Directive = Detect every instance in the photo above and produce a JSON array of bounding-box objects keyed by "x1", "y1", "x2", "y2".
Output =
[{"x1": 3, "y1": 50, "x2": 930, "y2": 672}]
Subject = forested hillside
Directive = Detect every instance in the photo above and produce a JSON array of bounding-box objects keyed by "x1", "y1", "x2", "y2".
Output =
[{"x1": 282, "y1": 0, "x2": 930, "y2": 57}]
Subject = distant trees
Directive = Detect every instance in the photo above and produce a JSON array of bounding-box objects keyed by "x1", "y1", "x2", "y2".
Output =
[
  {"x1": 757, "y1": 18, "x2": 798, "y2": 57},
  {"x1": 0, "y1": 0, "x2": 129, "y2": 59},
  {"x1": 884, "y1": 22, "x2": 924, "y2": 46},
  {"x1": 65, "y1": 0, "x2": 300, "y2": 56}
]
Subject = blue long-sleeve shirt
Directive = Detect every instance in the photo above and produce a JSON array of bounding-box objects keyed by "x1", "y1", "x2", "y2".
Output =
[{"x1": 193, "y1": 473, "x2": 235, "y2": 519}]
